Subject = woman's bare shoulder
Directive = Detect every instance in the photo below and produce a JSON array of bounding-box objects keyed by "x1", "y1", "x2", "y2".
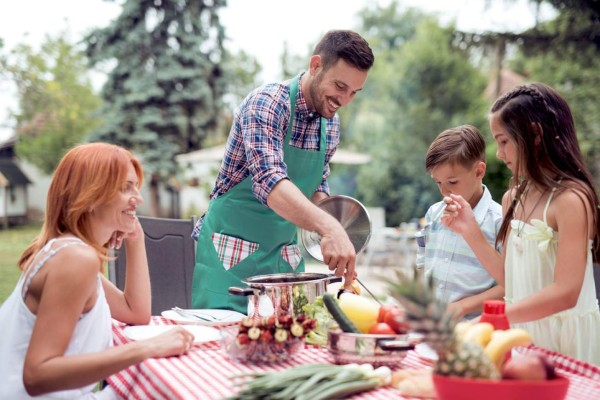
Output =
[{"x1": 45, "y1": 241, "x2": 101, "y2": 281}]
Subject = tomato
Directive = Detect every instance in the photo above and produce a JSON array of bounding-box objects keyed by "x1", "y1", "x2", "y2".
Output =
[
  {"x1": 383, "y1": 308, "x2": 410, "y2": 334},
  {"x1": 368, "y1": 322, "x2": 396, "y2": 335},
  {"x1": 377, "y1": 304, "x2": 398, "y2": 323}
]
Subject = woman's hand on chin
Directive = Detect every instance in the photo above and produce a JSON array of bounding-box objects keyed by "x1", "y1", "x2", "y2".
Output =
[{"x1": 110, "y1": 219, "x2": 143, "y2": 248}]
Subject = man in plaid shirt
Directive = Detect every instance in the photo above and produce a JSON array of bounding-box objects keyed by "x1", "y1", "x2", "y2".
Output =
[{"x1": 191, "y1": 30, "x2": 375, "y2": 313}]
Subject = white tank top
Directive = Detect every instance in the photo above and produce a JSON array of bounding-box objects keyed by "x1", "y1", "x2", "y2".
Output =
[{"x1": 0, "y1": 237, "x2": 113, "y2": 399}]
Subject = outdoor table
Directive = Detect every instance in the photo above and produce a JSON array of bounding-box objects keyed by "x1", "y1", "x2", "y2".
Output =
[{"x1": 107, "y1": 317, "x2": 600, "y2": 400}]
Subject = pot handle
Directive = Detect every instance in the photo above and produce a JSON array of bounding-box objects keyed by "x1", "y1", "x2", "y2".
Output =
[
  {"x1": 228, "y1": 287, "x2": 259, "y2": 297},
  {"x1": 378, "y1": 339, "x2": 415, "y2": 352},
  {"x1": 325, "y1": 274, "x2": 343, "y2": 284}
]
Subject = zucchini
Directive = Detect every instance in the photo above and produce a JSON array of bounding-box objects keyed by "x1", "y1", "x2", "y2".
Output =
[{"x1": 323, "y1": 293, "x2": 360, "y2": 333}]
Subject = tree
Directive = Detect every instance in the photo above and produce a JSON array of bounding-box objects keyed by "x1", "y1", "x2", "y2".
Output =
[
  {"x1": 0, "y1": 33, "x2": 101, "y2": 174},
  {"x1": 454, "y1": 0, "x2": 600, "y2": 188},
  {"x1": 221, "y1": 48, "x2": 261, "y2": 110},
  {"x1": 344, "y1": 3, "x2": 487, "y2": 225},
  {"x1": 84, "y1": 0, "x2": 228, "y2": 217},
  {"x1": 279, "y1": 41, "x2": 307, "y2": 81},
  {"x1": 510, "y1": 3, "x2": 600, "y2": 182}
]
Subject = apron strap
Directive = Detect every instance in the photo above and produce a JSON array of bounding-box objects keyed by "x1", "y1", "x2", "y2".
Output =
[{"x1": 286, "y1": 76, "x2": 326, "y2": 150}]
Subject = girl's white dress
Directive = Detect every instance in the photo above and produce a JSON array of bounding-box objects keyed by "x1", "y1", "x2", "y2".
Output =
[{"x1": 505, "y1": 187, "x2": 600, "y2": 365}]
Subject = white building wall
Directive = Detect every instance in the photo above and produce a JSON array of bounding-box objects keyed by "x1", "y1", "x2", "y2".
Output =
[
  {"x1": 19, "y1": 161, "x2": 50, "y2": 218},
  {"x1": 0, "y1": 186, "x2": 27, "y2": 217}
]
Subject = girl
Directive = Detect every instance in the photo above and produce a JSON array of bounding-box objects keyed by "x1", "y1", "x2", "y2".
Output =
[
  {"x1": 443, "y1": 83, "x2": 600, "y2": 365},
  {"x1": 0, "y1": 143, "x2": 194, "y2": 398}
]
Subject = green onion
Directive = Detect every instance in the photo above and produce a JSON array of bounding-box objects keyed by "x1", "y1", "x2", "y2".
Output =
[{"x1": 226, "y1": 363, "x2": 389, "y2": 400}]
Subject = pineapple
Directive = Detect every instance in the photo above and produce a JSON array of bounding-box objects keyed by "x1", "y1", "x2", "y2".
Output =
[{"x1": 385, "y1": 269, "x2": 500, "y2": 379}]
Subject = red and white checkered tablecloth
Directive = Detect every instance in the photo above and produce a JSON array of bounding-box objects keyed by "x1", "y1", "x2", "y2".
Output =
[{"x1": 107, "y1": 317, "x2": 600, "y2": 400}]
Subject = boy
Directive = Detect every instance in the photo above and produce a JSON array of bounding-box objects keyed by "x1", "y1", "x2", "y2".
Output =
[{"x1": 421, "y1": 125, "x2": 503, "y2": 319}]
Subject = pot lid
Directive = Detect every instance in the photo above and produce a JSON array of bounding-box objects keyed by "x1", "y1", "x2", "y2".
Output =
[{"x1": 300, "y1": 195, "x2": 372, "y2": 262}]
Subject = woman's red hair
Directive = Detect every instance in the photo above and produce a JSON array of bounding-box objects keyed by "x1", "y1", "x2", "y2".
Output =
[{"x1": 17, "y1": 143, "x2": 143, "y2": 270}]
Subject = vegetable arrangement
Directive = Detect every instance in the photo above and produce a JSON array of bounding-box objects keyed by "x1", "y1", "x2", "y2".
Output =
[
  {"x1": 227, "y1": 363, "x2": 392, "y2": 400},
  {"x1": 223, "y1": 314, "x2": 316, "y2": 363},
  {"x1": 323, "y1": 293, "x2": 360, "y2": 333},
  {"x1": 302, "y1": 293, "x2": 411, "y2": 349},
  {"x1": 324, "y1": 293, "x2": 409, "y2": 335},
  {"x1": 301, "y1": 296, "x2": 336, "y2": 346}
]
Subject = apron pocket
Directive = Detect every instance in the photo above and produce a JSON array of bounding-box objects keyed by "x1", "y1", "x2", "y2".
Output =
[
  {"x1": 280, "y1": 244, "x2": 302, "y2": 270},
  {"x1": 212, "y1": 232, "x2": 259, "y2": 271}
]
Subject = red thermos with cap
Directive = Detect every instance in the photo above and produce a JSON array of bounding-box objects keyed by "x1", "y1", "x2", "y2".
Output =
[{"x1": 479, "y1": 300, "x2": 510, "y2": 330}]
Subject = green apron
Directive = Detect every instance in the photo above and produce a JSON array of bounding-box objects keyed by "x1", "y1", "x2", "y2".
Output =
[{"x1": 192, "y1": 76, "x2": 327, "y2": 313}]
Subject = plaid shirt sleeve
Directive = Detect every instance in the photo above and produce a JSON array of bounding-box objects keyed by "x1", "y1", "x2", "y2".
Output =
[{"x1": 241, "y1": 90, "x2": 290, "y2": 205}]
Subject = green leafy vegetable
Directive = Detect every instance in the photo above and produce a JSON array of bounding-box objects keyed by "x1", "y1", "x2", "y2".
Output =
[{"x1": 302, "y1": 295, "x2": 336, "y2": 346}]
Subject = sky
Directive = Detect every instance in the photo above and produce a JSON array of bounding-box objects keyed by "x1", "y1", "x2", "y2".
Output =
[{"x1": 0, "y1": 0, "x2": 554, "y2": 140}]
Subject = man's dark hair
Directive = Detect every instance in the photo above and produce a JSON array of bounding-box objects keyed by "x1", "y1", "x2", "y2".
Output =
[{"x1": 313, "y1": 30, "x2": 374, "y2": 71}]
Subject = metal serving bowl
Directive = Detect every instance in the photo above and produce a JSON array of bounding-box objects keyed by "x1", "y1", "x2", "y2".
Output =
[
  {"x1": 327, "y1": 330, "x2": 418, "y2": 367},
  {"x1": 300, "y1": 195, "x2": 372, "y2": 262}
]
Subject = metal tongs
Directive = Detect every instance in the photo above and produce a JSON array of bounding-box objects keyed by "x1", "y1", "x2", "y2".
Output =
[
  {"x1": 337, "y1": 277, "x2": 383, "y2": 306},
  {"x1": 355, "y1": 278, "x2": 383, "y2": 306}
]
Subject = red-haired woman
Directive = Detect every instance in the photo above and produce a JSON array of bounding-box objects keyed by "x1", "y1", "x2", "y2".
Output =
[{"x1": 0, "y1": 143, "x2": 194, "y2": 398}]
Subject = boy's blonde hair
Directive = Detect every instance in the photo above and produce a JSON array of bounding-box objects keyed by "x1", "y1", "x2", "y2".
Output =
[{"x1": 425, "y1": 125, "x2": 486, "y2": 173}]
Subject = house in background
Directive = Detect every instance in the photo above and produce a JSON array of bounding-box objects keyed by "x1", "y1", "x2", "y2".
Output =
[
  {"x1": 0, "y1": 136, "x2": 31, "y2": 229},
  {"x1": 484, "y1": 68, "x2": 526, "y2": 99}
]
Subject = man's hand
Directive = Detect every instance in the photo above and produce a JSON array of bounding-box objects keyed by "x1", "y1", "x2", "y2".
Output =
[
  {"x1": 267, "y1": 180, "x2": 357, "y2": 282},
  {"x1": 319, "y1": 223, "x2": 356, "y2": 282}
]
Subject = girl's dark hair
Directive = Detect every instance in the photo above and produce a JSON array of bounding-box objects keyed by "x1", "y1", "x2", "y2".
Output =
[{"x1": 491, "y1": 82, "x2": 600, "y2": 260}]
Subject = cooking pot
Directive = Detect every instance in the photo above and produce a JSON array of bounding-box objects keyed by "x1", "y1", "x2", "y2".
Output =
[
  {"x1": 328, "y1": 330, "x2": 418, "y2": 367},
  {"x1": 229, "y1": 272, "x2": 342, "y2": 319}
]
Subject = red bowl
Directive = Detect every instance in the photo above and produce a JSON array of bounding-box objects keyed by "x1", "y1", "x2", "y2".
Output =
[{"x1": 433, "y1": 374, "x2": 569, "y2": 400}]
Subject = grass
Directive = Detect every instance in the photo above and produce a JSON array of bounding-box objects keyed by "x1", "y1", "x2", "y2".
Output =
[{"x1": 0, "y1": 222, "x2": 42, "y2": 304}]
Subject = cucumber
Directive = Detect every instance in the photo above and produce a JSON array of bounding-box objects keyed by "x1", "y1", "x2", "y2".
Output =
[{"x1": 323, "y1": 293, "x2": 361, "y2": 333}]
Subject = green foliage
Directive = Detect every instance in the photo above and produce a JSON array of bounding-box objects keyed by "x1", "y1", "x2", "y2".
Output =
[
  {"x1": 279, "y1": 41, "x2": 308, "y2": 83},
  {"x1": 507, "y1": 3, "x2": 600, "y2": 182},
  {"x1": 222, "y1": 49, "x2": 262, "y2": 108},
  {"x1": 484, "y1": 146, "x2": 512, "y2": 202},
  {"x1": 0, "y1": 222, "x2": 42, "y2": 304},
  {"x1": 0, "y1": 33, "x2": 101, "y2": 174},
  {"x1": 84, "y1": 0, "x2": 229, "y2": 183},
  {"x1": 346, "y1": 3, "x2": 488, "y2": 225}
]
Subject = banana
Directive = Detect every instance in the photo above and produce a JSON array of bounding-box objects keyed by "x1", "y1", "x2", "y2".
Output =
[
  {"x1": 489, "y1": 330, "x2": 505, "y2": 343},
  {"x1": 453, "y1": 321, "x2": 474, "y2": 341},
  {"x1": 484, "y1": 328, "x2": 533, "y2": 369},
  {"x1": 461, "y1": 322, "x2": 494, "y2": 348}
]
